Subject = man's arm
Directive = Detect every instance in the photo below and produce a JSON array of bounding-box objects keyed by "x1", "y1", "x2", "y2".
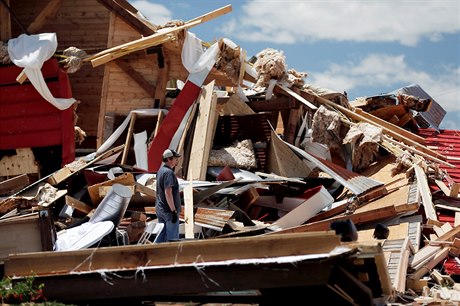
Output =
[{"x1": 165, "y1": 187, "x2": 176, "y2": 212}]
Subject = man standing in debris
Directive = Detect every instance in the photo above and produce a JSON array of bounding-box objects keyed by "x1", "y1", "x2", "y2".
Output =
[{"x1": 155, "y1": 149, "x2": 182, "y2": 242}]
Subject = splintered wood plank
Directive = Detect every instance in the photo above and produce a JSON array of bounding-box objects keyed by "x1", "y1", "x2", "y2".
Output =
[
  {"x1": 187, "y1": 81, "x2": 218, "y2": 180},
  {"x1": 4, "y1": 231, "x2": 341, "y2": 277},
  {"x1": 65, "y1": 195, "x2": 93, "y2": 214},
  {"x1": 86, "y1": 5, "x2": 232, "y2": 67},
  {"x1": 435, "y1": 179, "x2": 451, "y2": 196},
  {"x1": 0, "y1": 174, "x2": 29, "y2": 195},
  {"x1": 276, "y1": 85, "x2": 317, "y2": 110},
  {"x1": 411, "y1": 225, "x2": 460, "y2": 269},
  {"x1": 414, "y1": 164, "x2": 437, "y2": 221},
  {"x1": 183, "y1": 180, "x2": 194, "y2": 239}
]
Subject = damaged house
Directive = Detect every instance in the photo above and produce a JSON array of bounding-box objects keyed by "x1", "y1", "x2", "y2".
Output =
[{"x1": 1, "y1": 1, "x2": 460, "y2": 305}]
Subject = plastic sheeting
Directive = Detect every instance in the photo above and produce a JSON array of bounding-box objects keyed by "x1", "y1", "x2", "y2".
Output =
[{"x1": 8, "y1": 33, "x2": 76, "y2": 110}]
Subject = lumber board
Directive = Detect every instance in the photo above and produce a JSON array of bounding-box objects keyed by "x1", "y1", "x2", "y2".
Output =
[
  {"x1": 87, "y1": 172, "x2": 135, "y2": 206},
  {"x1": 354, "y1": 108, "x2": 425, "y2": 144},
  {"x1": 4, "y1": 231, "x2": 341, "y2": 277},
  {"x1": 183, "y1": 180, "x2": 194, "y2": 239},
  {"x1": 276, "y1": 85, "x2": 317, "y2": 110},
  {"x1": 435, "y1": 179, "x2": 451, "y2": 196},
  {"x1": 414, "y1": 164, "x2": 437, "y2": 221},
  {"x1": 65, "y1": 195, "x2": 93, "y2": 214},
  {"x1": 0, "y1": 174, "x2": 29, "y2": 195},
  {"x1": 187, "y1": 81, "x2": 218, "y2": 180},
  {"x1": 153, "y1": 55, "x2": 168, "y2": 108},
  {"x1": 47, "y1": 144, "x2": 125, "y2": 186},
  {"x1": 411, "y1": 225, "x2": 460, "y2": 268},
  {"x1": 86, "y1": 5, "x2": 232, "y2": 67}
]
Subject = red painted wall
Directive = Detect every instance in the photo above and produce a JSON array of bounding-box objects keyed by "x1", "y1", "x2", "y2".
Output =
[{"x1": 0, "y1": 58, "x2": 75, "y2": 166}]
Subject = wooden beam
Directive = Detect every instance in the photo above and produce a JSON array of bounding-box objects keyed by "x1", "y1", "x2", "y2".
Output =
[
  {"x1": 153, "y1": 50, "x2": 169, "y2": 108},
  {"x1": 26, "y1": 0, "x2": 62, "y2": 34},
  {"x1": 266, "y1": 205, "x2": 399, "y2": 234},
  {"x1": 275, "y1": 85, "x2": 317, "y2": 110},
  {"x1": 47, "y1": 144, "x2": 125, "y2": 186},
  {"x1": 65, "y1": 195, "x2": 93, "y2": 214},
  {"x1": 187, "y1": 81, "x2": 218, "y2": 180},
  {"x1": 96, "y1": 0, "x2": 155, "y2": 36},
  {"x1": 284, "y1": 104, "x2": 299, "y2": 144},
  {"x1": 0, "y1": 174, "x2": 29, "y2": 195},
  {"x1": 450, "y1": 183, "x2": 460, "y2": 197},
  {"x1": 5, "y1": 231, "x2": 341, "y2": 277},
  {"x1": 116, "y1": 59, "x2": 156, "y2": 95},
  {"x1": 411, "y1": 224, "x2": 460, "y2": 269},
  {"x1": 121, "y1": 112, "x2": 137, "y2": 165},
  {"x1": 183, "y1": 180, "x2": 194, "y2": 239},
  {"x1": 414, "y1": 164, "x2": 437, "y2": 222},
  {"x1": 86, "y1": 5, "x2": 232, "y2": 67}
]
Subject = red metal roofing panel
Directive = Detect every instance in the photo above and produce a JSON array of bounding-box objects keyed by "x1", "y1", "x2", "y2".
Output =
[{"x1": 418, "y1": 128, "x2": 460, "y2": 183}]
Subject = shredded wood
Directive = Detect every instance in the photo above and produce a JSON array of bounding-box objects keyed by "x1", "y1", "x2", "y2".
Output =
[
  {"x1": 208, "y1": 139, "x2": 258, "y2": 169},
  {"x1": 343, "y1": 122, "x2": 382, "y2": 172},
  {"x1": 156, "y1": 20, "x2": 186, "y2": 42}
]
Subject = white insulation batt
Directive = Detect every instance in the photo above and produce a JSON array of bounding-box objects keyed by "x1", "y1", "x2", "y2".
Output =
[{"x1": 208, "y1": 139, "x2": 258, "y2": 169}]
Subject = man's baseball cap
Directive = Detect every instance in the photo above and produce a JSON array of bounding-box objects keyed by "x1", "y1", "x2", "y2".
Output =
[{"x1": 163, "y1": 149, "x2": 181, "y2": 159}]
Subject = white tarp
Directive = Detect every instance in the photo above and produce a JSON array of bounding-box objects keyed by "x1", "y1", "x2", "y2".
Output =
[{"x1": 8, "y1": 33, "x2": 76, "y2": 110}]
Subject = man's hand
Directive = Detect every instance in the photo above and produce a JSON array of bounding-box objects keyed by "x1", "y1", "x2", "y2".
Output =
[{"x1": 171, "y1": 211, "x2": 178, "y2": 223}]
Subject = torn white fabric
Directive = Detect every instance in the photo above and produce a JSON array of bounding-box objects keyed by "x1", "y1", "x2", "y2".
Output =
[
  {"x1": 8, "y1": 33, "x2": 76, "y2": 110},
  {"x1": 182, "y1": 31, "x2": 219, "y2": 86}
]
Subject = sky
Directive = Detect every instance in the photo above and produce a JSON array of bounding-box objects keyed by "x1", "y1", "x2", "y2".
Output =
[{"x1": 129, "y1": 0, "x2": 460, "y2": 129}]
